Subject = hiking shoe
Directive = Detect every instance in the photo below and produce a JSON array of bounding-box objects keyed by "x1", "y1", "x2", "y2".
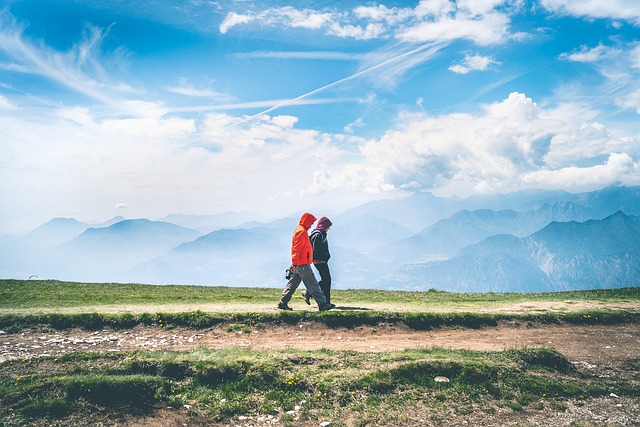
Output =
[
  {"x1": 277, "y1": 302, "x2": 292, "y2": 311},
  {"x1": 319, "y1": 303, "x2": 335, "y2": 312},
  {"x1": 302, "y1": 291, "x2": 311, "y2": 305}
]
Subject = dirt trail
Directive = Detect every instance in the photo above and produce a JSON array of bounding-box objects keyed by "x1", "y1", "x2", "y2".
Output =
[{"x1": 2, "y1": 322, "x2": 639, "y2": 378}]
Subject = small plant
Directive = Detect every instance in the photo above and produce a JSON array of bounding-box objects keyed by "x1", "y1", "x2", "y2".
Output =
[{"x1": 226, "y1": 324, "x2": 251, "y2": 334}]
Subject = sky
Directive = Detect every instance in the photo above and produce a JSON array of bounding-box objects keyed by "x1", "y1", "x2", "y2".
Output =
[{"x1": 0, "y1": 0, "x2": 639, "y2": 235}]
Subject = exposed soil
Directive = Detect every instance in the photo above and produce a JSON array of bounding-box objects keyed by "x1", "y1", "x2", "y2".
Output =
[{"x1": 1, "y1": 318, "x2": 639, "y2": 426}]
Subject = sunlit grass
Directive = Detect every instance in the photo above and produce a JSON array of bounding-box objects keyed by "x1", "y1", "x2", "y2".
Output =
[{"x1": 1, "y1": 279, "x2": 638, "y2": 312}]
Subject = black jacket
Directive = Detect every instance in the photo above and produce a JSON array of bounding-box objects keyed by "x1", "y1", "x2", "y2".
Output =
[{"x1": 310, "y1": 229, "x2": 330, "y2": 262}]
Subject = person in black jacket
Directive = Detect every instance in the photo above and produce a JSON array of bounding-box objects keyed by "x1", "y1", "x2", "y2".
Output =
[{"x1": 303, "y1": 216, "x2": 333, "y2": 305}]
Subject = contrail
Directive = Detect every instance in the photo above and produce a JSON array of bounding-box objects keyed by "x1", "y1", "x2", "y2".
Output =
[{"x1": 235, "y1": 41, "x2": 446, "y2": 126}]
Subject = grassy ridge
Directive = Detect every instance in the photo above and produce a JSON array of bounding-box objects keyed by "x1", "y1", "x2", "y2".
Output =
[
  {"x1": 2, "y1": 347, "x2": 637, "y2": 425},
  {"x1": 2, "y1": 279, "x2": 639, "y2": 309},
  {"x1": 1, "y1": 279, "x2": 639, "y2": 331},
  {"x1": 1, "y1": 309, "x2": 639, "y2": 333}
]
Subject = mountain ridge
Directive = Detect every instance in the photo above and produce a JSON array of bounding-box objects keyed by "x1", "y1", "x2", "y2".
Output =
[{"x1": 2, "y1": 184, "x2": 640, "y2": 292}]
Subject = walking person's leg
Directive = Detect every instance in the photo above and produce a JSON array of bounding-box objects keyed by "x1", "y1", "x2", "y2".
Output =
[
  {"x1": 278, "y1": 271, "x2": 302, "y2": 309},
  {"x1": 297, "y1": 264, "x2": 333, "y2": 310},
  {"x1": 314, "y1": 262, "x2": 332, "y2": 304}
]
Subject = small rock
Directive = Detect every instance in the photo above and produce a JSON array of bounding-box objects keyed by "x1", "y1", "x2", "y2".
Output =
[
  {"x1": 320, "y1": 422, "x2": 331, "y2": 427},
  {"x1": 610, "y1": 393, "x2": 619, "y2": 398}
]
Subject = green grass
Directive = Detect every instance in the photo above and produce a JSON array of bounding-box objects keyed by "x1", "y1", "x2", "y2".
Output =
[
  {"x1": 1, "y1": 279, "x2": 639, "y2": 310},
  {"x1": 1, "y1": 309, "x2": 639, "y2": 332},
  {"x1": 1, "y1": 279, "x2": 638, "y2": 331},
  {"x1": 1, "y1": 347, "x2": 637, "y2": 425}
]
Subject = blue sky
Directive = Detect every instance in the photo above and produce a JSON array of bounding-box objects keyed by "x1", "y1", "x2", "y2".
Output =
[{"x1": 1, "y1": 0, "x2": 639, "y2": 234}]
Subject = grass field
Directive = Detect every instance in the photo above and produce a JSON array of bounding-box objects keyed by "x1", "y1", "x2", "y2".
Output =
[
  {"x1": 2, "y1": 279, "x2": 639, "y2": 311},
  {"x1": 1, "y1": 280, "x2": 639, "y2": 426}
]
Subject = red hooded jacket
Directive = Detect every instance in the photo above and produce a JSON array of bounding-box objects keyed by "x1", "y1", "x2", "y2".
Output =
[{"x1": 291, "y1": 212, "x2": 316, "y2": 266}]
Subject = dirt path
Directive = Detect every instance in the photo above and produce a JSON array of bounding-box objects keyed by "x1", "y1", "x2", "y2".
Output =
[{"x1": 2, "y1": 322, "x2": 639, "y2": 377}]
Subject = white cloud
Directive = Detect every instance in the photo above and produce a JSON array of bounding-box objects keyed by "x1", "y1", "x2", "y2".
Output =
[
  {"x1": 541, "y1": 0, "x2": 640, "y2": 24},
  {"x1": 354, "y1": 4, "x2": 413, "y2": 24},
  {"x1": 449, "y1": 53, "x2": 498, "y2": 74},
  {"x1": 630, "y1": 43, "x2": 640, "y2": 69},
  {"x1": 344, "y1": 117, "x2": 365, "y2": 134},
  {"x1": 327, "y1": 22, "x2": 387, "y2": 40},
  {"x1": 0, "y1": 94, "x2": 17, "y2": 109},
  {"x1": 0, "y1": 11, "x2": 138, "y2": 111},
  {"x1": 309, "y1": 92, "x2": 640, "y2": 197},
  {"x1": 220, "y1": 8, "x2": 333, "y2": 34},
  {"x1": 218, "y1": 2, "x2": 517, "y2": 46},
  {"x1": 219, "y1": 12, "x2": 255, "y2": 34},
  {"x1": 616, "y1": 88, "x2": 640, "y2": 113},
  {"x1": 166, "y1": 78, "x2": 235, "y2": 102},
  {"x1": 523, "y1": 153, "x2": 639, "y2": 190},
  {"x1": 397, "y1": 10, "x2": 512, "y2": 46},
  {"x1": 559, "y1": 44, "x2": 621, "y2": 63}
]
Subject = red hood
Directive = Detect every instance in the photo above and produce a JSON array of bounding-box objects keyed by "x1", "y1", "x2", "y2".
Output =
[{"x1": 299, "y1": 212, "x2": 317, "y2": 230}]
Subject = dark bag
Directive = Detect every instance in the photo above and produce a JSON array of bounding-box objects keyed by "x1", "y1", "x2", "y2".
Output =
[{"x1": 285, "y1": 265, "x2": 295, "y2": 280}]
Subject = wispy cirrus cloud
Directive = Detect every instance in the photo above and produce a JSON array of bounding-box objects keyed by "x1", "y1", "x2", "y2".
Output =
[
  {"x1": 231, "y1": 50, "x2": 364, "y2": 60},
  {"x1": 240, "y1": 41, "x2": 446, "y2": 124},
  {"x1": 0, "y1": 11, "x2": 133, "y2": 107},
  {"x1": 166, "y1": 77, "x2": 235, "y2": 102},
  {"x1": 559, "y1": 43, "x2": 622, "y2": 63}
]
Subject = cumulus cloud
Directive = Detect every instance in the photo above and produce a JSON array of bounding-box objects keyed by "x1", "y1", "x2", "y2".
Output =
[
  {"x1": 449, "y1": 53, "x2": 498, "y2": 74},
  {"x1": 523, "y1": 153, "x2": 638, "y2": 190},
  {"x1": 309, "y1": 92, "x2": 640, "y2": 197}
]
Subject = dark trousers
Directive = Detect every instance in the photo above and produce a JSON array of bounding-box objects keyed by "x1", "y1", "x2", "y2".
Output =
[{"x1": 314, "y1": 262, "x2": 331, "y2": 304}]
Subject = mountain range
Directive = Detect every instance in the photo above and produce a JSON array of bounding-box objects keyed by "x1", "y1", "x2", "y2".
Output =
[{"x1": 1, "y1": 185, "x2": 640, "y2": 293}]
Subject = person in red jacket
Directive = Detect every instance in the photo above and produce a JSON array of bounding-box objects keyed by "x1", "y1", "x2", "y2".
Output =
[{"x1": 277, "y1": 212, "x2": 335, "y2": 311}]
